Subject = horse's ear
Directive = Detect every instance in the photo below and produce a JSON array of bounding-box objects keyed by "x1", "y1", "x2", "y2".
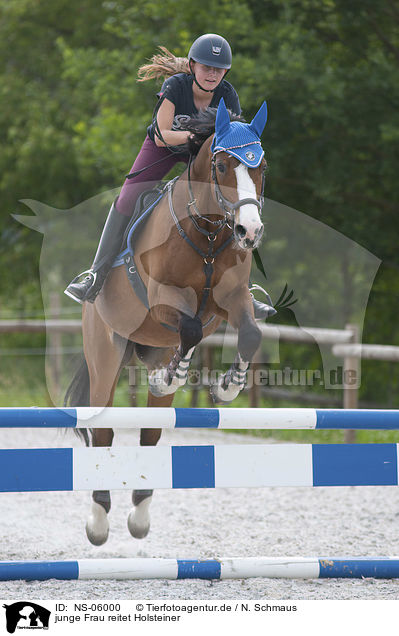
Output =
[
  {"x1": 215, "y1": 97, "x2": 231, "y2": 139},
  {"x1": 248, "y1": 101, "x2": 267, "y2": 138}
]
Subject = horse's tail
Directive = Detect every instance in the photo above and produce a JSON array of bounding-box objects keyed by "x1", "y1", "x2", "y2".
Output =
[
  {"x1": 64, "y1": 354, "x2": 90, "y2": 407},
  {"x1": 64, "y1": 355, "x2": 91, "y2": 446}
]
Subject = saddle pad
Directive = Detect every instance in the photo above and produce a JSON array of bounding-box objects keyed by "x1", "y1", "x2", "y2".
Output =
[
  {"x1": 112, "y1": 187, "x2": 167, "y2": 309},
  {"x1": 123, "y1": 186, "x2": 165, "y2": 246}
]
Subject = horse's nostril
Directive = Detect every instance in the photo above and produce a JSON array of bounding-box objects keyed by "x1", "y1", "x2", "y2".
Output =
[
  {"x1": 257, "y1": 224, "x2": 265, "y2": 239},
  {"x1": 235, "y1": 224, "x2": 246, "y2": 238}
]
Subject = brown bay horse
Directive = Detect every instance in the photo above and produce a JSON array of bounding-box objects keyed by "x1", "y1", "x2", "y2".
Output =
[{"x1": 65, "y1": 98, "x2": 268, "y2": 545}]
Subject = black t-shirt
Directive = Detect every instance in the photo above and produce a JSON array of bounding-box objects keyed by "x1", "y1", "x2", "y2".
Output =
[{"x1": 147, "y1": 73, "x2": 241, "y2": 141}]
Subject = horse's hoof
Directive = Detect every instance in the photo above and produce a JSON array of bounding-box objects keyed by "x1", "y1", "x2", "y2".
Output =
[
  {"x1": 85, "y1": 502, "x2": 109, "y2": 546},
  {"x1": 86, "y1": 523, "x2": 109, "y2": 546},
  {"x1": 209, "y1": 384, "x2": 229, "y2": 404},
  {"x1": 127, "y1": 510, "x2": 150, "y2": 539},
  {"x1": 148, "y1": 369, "x2": 183, "y2": 397},
  {"x1": 148, "y1": 382, "x2": 173, "y2": 398},
  {"x1": 210, "y1": 380, "x2": 242, "y2": 404}
]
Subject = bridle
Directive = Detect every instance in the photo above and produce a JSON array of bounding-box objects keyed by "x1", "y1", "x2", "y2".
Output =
[
  {"x1": 185, "y1": 150, "x2": 266, "y2": 236},
  {"x1": 210, "y1": 152, "x2": 265, "y2": 228}
]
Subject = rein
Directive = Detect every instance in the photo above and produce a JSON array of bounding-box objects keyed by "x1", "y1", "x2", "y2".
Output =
[
  {"x1": 168, "y1": 149, "x2": 265, "y2": 320},
  {"x1": 186, "y1": 155, "x2": 229, "y2": 237},
  {"x1": 168, "y1": 176, "x2": 233, "y2": 320}
]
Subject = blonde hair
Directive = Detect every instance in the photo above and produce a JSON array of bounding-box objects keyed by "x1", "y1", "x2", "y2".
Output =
[{"x1": 137, "y1": 46, "x2": 190, "y2": 82}]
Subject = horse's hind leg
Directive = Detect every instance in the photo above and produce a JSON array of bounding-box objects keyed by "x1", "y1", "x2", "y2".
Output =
[
  {"x1": 84, "y1": 312, "x2": 133, "y2": 545},
  {"x1": 86, "y1": 425, "x2": 115, "y2": 546},
  {"x1": 127, "y1": 391, "x2": 173, "y2": 539}
]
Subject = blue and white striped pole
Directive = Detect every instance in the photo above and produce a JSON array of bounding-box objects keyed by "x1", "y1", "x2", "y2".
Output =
[
  {"x1": 1, "y1": 407, "x2": 399, "y2": 429},
  {"x1": 0, "y1": 443, "x2": 398, "y2": 492},
  {"x1": 1, "y1": 557, "x2": 399, "y2": 581}
]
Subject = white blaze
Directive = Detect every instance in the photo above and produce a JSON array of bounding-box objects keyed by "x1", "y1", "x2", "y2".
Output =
[{"x1": 234, "y1": 163, "x2": 262, "y2": 241}]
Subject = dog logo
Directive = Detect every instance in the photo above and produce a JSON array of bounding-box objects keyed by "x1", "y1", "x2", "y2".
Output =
[{"x1": 3, "y1": 603, "x2": 51, "y2": 633}]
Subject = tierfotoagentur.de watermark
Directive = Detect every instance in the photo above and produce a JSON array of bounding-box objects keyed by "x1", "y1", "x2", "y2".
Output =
[{"x1": 128, "y1": 365, "x2": 358, "y2": 389}]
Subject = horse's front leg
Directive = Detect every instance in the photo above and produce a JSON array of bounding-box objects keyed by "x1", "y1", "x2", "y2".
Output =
[
  {"x1": 211, "y1": 288, "x2": 262, "y2": 403},
  {"x1": 148, "y1": 312, "x2": 203, "y2": 397}
]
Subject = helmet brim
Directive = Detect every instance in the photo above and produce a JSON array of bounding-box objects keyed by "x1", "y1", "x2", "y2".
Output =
[{"x1": 189, "y1": 55, "x2": 231, "y2": 69}]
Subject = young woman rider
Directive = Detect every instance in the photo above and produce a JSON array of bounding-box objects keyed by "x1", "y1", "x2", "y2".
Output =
[{"x1": 64, "y1": 33, "x2": 275, "y2": 319}]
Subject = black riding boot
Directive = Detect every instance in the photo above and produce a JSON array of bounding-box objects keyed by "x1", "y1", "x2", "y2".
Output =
[
  {"x1": 250, "y1": 283, "x2": 277, "y2": 320},
  {"x1": 64, "y1": 200, "x2": 130, "y2": 304}
]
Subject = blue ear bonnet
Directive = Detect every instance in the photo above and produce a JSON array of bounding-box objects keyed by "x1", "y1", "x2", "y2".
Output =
[
  {"x1": 211, "y1": 121, "x2": 264, "y2": 167},
  {"x1": 210, "y1": 98, "x2": 267, "y2": 168}
]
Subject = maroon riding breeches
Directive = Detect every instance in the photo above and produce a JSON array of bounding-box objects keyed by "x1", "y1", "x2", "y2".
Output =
[{"x1": 116, "y1": 136, "x2": 189, "y2": 217}]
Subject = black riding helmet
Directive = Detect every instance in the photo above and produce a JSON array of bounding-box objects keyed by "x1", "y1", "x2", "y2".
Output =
[{"x1": 188, "y1": 34, "x2": 232, "y2": 92}]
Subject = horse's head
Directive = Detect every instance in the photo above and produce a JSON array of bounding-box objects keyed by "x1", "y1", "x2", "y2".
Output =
[{"x1": 210, "y1": 98, "x2": 267, "y2": 250}]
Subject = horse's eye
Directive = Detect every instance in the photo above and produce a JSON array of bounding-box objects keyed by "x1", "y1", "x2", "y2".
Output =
[{"x1": 217, "y1": 162, "x2": 226, "y2": 174}]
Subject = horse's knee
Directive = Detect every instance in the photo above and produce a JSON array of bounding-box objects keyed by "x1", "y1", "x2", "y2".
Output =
[
  {"x1": 238, "y1": 318, "x2": 262, "y2": 361},
  {"x1": 179, "y1": 314, "x2": 203, "y2": 354}
]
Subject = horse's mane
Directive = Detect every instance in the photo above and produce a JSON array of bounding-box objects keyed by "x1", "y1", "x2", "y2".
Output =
[{"x1": 178, "y1": 107, "x2": 246, "y2": 155}]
